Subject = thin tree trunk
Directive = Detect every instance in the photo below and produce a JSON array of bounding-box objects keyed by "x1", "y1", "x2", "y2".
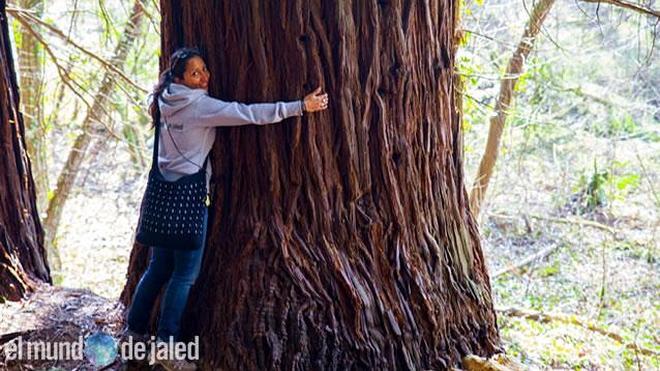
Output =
[
  {"x1": 121, "y1": 1, "x2": 500, "y2": 369},
  {"x1": 467, "y1": 0, "x2": 658, "y2": 218},
  {"x1": 15, "y1": 0, "x2": 48, "y2": 215},
  {"x1": 468, "y1": 0, "x2": 556, "y2": 218},
  {"x1": 0, "y1": 0, "x2": 50, "y2": 302},
  {"x1": 42, "y1": 0, "x2": 146, "y2": 264}
]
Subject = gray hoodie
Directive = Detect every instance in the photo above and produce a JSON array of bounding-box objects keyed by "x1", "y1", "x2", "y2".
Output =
[{"x1": 155, "y1": 83, "x2": 303, "y2": 189}]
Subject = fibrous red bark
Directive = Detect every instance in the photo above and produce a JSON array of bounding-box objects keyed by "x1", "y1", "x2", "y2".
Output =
[
  {"x1": 122, "y1": 1, "x2": 500, "y2": 369},
  {"x1": 0, "y1": 0, "x2": 50, "y2": 302}
]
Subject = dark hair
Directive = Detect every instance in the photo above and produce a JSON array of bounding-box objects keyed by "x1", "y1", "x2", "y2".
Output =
[{"x1": 149, "y1": 47, "x2": 203, "y2": 128}]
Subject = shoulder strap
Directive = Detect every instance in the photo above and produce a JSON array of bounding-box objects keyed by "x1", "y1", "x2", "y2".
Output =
[
  {"x1": 162, "y1": 114, "x2": 211, "y2": 176},
  {"x1": 151, "y1": 108, "x2": 161, "y2": 171},
  {"x1": 151, "y1": 96, "x2": 210, "y2": 176}
]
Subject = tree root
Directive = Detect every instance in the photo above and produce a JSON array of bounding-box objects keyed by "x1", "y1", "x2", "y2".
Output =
[
  {"x1": 497, "y1": 307, "x2": 658, "y2": 357},
  {"x1": 461, "y1": 353, "x2": 525, "y2": 371}
]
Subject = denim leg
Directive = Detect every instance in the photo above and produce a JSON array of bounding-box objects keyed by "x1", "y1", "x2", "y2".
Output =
[
  {"x1": 156, "y1": 209, "x2": 208, "y2": 342},
  {"x1": 127, "y1": 246, "x2": 174, "y2": 334}
]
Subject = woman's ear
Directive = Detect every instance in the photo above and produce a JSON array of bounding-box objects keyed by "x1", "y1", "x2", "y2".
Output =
[{"x1": 173, "y1": 76, "x2": 180, "y2": 84}]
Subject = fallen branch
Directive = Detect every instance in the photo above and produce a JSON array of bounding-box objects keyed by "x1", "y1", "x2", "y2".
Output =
[
  {"x1": 492, "y1": 243, "x2": 561, "y2": 278},
  {"x1": 487, "y1": 212, "x2": 621, "y2": 236},
  {"x1": 497, "y1": 307, "x2": 659, "y2": 357}
]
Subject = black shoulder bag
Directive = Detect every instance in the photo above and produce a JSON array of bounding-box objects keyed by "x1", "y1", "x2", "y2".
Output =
[{"x1": 135, "y1": 112, "x2": 210, "y2": 250}]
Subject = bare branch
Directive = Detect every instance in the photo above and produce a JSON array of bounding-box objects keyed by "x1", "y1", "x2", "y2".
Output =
[
  {"x1": 10, "y1": 14, "x2": 142, "y2": 147},
  {"x1": 11, "y1": 14, "x2": 113, "y2": 135},
  {"x1": 580, "y1": 0, "x2": 660, "y2": 18},
  {"x1": 6, "y1": 6, "x2": 148, "y2": 94},
  {"x1": 492, "y1": 244, "x2": 561, "y2": 278},
  {"x1": 134, "y1": 0, "x2": 160, "y2": 35}
]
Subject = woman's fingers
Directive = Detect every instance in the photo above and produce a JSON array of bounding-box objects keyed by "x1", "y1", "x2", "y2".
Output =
[
  {"x1": 303, "y1": 87, "x2": 329, "y2": 112},
  {"x1": 314, "y1": 93, "x2": 328, "y2": 111}
]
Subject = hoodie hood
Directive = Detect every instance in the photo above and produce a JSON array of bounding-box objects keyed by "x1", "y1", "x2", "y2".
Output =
[{"x1": 158, "y1": 83, "x2": 207, "y2": 118}]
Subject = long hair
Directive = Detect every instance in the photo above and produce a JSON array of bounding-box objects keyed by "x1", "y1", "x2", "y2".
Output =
[{"x1": 149, "y1": 47, "x2": 203, "y2": 128}]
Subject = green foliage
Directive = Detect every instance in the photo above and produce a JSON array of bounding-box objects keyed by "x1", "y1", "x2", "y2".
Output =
[
  {"x1": 11, "y1": 19, "x2": 22, "y2": 48},
  {"x1": 613, "y1": 241, "x2": 655, "y2": 263},
  {"x1": 97, "y1": 0, "x2": 119, "y2": 47},
  {"x1": 461, "y1": 2, "x2": 659, "y2": 368},
  {"x1": 538, "y1": 260, "x2": 560, "y2": 278},
  {"x1": 461, "y1": 0, "x2": 484, "y2": 17},
  {"x1": 591, "y1": 112, "x2": 639, "y2": 138},
  {"x1": 568, "y1": 157, "x2": 643, "y2": 215},
  {"x1": 607, "y1": 160, "x2": 641, "y2": 201},
  {"x1": 46, "y1": 189, "x2": 55, "y2": 203},
  {"x1": 457, "y1": 53, "x2": 488, "y2": 149},
  {"x1": 458, "y1": 54, "x2": 480, "y2": 87},
  {"x1": 518, "y1": 120, "x2": 573, "y2": 155},
  {"x1": 613, "y1": 173, "x2": 640, "y2": 193},
  {"x1": 580, "y1": 161, "x2": 608, "y2": 210},
  {"x1": 52, "y1": 271, "x2": 64, "y2": 286},
  {"x1": 527, "y1": 294, "x2": 545, "y2": 310}
]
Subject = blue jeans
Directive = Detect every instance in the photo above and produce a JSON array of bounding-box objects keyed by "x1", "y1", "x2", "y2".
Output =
[{"x1": 127, "y1": 208, "x2": 208, "y2": 342}]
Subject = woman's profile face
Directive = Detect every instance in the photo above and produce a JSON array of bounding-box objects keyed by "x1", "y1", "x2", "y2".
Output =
[{"x1": 175, "y1": 56, "x2": 210, "y2": 91}]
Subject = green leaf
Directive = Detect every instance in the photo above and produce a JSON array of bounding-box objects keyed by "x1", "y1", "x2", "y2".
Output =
[
  {"x1": 615, "y1": 174, "x2": 640, "y2": 191},
  {"x1": 539, "y1": 260, "x2": 560, "y2": 277}
]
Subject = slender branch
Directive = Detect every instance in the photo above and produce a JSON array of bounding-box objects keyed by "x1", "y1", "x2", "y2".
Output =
[
  {"x1": 634, "y1": 150, "x2": 660, "y2": 206},
  {"x1": 580, "y1": 0, "x2": 660, "y2": 18},
  {"x1": 6, "y1": 6, "x2": 148, "y2": 94},
  {"x1": 134, "y1": 0, "x2": 159, "y2": 35},
  {"x1": 492, "y1": 243, "x2": 562, "y2": 278},
  {"x1": 461, "y1": 28, "x2": 519, "y2": 48},
  {"x1": 11, "y1": 13, "x2": 125, "y2": 142},
  {"x1": 487, "y1": 212, "x2": 621, "y2": 235}
]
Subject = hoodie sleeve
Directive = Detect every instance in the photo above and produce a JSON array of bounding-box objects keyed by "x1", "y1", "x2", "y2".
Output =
[{"x1": 191, "y1": 94, "x2": 303, "y2": 127}]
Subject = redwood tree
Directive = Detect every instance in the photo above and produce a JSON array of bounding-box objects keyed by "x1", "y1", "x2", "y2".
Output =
[
  {"x1": 0, "y1": 0, "x2": 50, "y2": 302},
  {"x1": 121, "y1": 1, "x2": 500, "y2": 368}
]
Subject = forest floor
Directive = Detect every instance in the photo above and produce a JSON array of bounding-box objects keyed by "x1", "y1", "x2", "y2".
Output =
[
  {"x1": 0, "y1": 283, "x2": 165, "y2": 370},
  {"x1": 1, "y1": 124, "x2": 658, "y2": 369},
  {"x1": 468, "y1": 129, "x2": 659, "y2": 369}
]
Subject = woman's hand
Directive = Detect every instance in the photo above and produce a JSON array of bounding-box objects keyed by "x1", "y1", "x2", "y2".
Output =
[{"x1": 303, "y1": 86, "x2": 329, "y2": 113}]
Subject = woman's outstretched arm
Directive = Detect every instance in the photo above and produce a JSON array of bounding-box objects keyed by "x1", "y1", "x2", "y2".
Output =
[{"x1": 192, "y1": 86, "x2": 328, "y2": 127}]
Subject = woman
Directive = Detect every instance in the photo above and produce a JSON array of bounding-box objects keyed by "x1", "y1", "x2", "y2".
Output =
[{"x1": 122, "y1": 47, "x2": 328, "y2": 370}]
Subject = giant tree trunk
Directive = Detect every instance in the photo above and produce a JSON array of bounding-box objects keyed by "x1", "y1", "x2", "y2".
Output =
[
  {"x1": 0, "y1": 0, "x2": 50, "y2": 302},
  {"x1": 121, "y1": 1, "x2": 500, "y2": 369}
]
